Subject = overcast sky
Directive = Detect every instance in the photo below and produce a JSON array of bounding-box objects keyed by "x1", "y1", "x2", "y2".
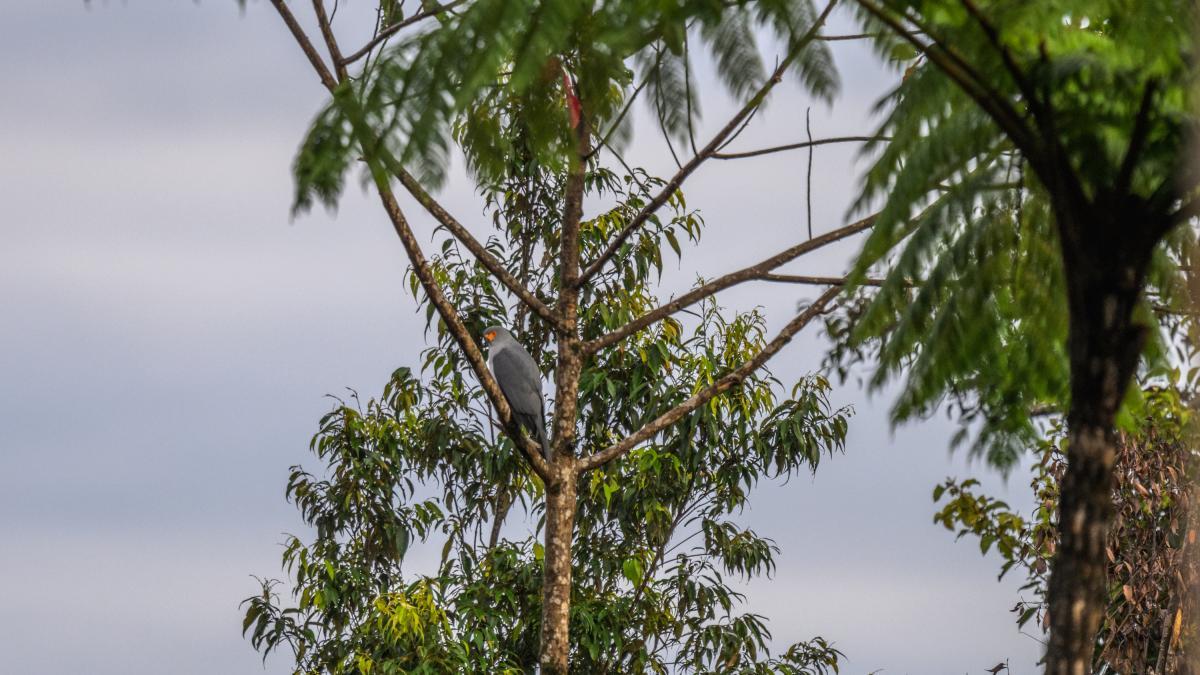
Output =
[{"x1": 1, "y1": 2, "x2": 1043, "y2": 673}]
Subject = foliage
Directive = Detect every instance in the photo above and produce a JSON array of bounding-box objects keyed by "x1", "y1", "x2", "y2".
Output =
[
  {"x1": 933, "y1": 382, "x2": 1199, "y2": 673},
  {"x1": 245, "y1": 162, "x2": 849, "y2": 673},
  {"x1": 828, "y1": 0, "x2": 1198, "y2": 467},
  {"x1": 289, "y1": 0, "x2": 838, "y2": 208}
]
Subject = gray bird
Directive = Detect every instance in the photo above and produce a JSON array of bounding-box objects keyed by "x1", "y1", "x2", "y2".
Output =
[{"x1": 482, "y1": 326, "x2": 550, "y2": 460}]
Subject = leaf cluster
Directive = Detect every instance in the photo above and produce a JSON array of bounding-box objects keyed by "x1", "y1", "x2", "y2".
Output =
[
  {"x1": 290, "y1": 0, "x2": 839, "y2": 210},
  {"x1": 830, "y1": 0, "x2": 1198, "y2": 467}
]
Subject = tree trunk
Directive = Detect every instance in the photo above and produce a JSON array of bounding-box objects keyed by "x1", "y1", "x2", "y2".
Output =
[
  {"x1": 539, "y1": 468, "x2": 578, "y2": 674},
  {"x1": 1046, "y1": 418, "x2": 1120, "y2": 675},
  {"x1": 1045, "y1": 205, "x2": 1151, "y2": 675}
]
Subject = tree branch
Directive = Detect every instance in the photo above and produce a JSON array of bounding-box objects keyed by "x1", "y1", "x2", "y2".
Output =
[
  {"x1": 301, "y1": 0, "x2": 565, "y2": 333},
  {"x1": 372, "y1": 173, "x2": 551, "y2": 479},
  {"x1": 575, "y1": 0, "x2": 838, "y2": 287},
  {"x1": 269, "y1": 0, "x2": 338, "y2": 91},
  {"x1": 584, "y1": 214, "x2": 875, "y2": 354},
  {"x1": 853, "y1": 0, "x2": 1043, "y2": 172},
  {"x1": 311, "y1": 0, "x2": 349, "y2": 81},
  {"x1": 378, "y1": 153, "x2": 568, "y2": 333},
  {"x1": 760, "y1": 273, "x2": 885, "y2": 286},
  {"x1": 957, "y1": 0, "x2": 1042, "y2": 122},
  {"x1": 1116, "y1": 79, "x2": 1158, "y2": 198},
  {"x1": 713, "y1": 135, "x2": 884, "y2": 161},
  {"x1": 578, "y1": 286, "x2": 840, "y2": 472},
  {"x1": 270, "y1": 0, "x2": 550, "y2": 480},
  {"x1": 339, "y1": 0, "x2": 468, "y2": 66}
]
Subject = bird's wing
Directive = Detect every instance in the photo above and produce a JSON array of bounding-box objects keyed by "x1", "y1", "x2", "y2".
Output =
[{"x1": 490, "y1": 346, "x2": 544, "y2": 418}]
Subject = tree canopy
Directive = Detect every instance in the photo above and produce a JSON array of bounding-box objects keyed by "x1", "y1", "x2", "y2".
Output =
[{"x1": 245, "y1": 166, "x2": 849, "y2": 673}]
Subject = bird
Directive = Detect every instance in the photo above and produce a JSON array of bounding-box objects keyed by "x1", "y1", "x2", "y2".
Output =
[{"x1": 482, "y1": 325, "x2": 550, "y2": 460}]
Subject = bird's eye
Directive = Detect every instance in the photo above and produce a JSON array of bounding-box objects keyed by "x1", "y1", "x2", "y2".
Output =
[{"x1": 486, "y1": 331, "x2": 496, "y2": 341}]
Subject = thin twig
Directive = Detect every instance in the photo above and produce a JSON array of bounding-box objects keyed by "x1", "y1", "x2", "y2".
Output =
[
  {"x1": 339, "y1": 0, "x2": 468, "y2": 65},
  {"x1": 805, "y1": 107, "x2": 814, "y2": 239}
]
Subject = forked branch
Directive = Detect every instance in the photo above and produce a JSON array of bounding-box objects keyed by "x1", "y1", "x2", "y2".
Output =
[
  {"x1": 378, "y1": 153, "x2": 568, "y2": 333},
  {"x1": 584, "y1": 215, "x2": 876, "y2": 354},
  {"x1": 578, "y1": 286, "x2": 841, "y2": 471},
  {"x1": 575, "y1": 0, "x2": 838, "y2": 287}
]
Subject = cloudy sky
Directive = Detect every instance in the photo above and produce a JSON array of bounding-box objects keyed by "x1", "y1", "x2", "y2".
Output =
[{"x1": 1, "y1": 2, "x2": 1043, "y2": 673}]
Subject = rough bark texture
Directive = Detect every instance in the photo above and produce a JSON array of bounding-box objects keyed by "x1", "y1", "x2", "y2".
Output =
[
  {"x1": 539, "y1": 117, "x2": 589, "y2": 674},
  {"x1": 539, "y1": 465, "x2": 578, "y2": 675},
  {"x1": 1046, "y1": 203, "x2": 1155, "y2": 675}
]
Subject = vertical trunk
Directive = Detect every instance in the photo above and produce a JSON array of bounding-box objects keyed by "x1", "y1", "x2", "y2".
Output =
[
  {"x1": 540, "y1": 69, "x2": 590, "y2": 674},
  {"x1": 539, "y1": 469, "x2": 578, "y2": 675},
  {"x1": 1046, "y1": 206, "x2": 1150, "y2": 674},
  {"x1": 1046, "y1": 418, "x2": 1119, "y2": 675}
]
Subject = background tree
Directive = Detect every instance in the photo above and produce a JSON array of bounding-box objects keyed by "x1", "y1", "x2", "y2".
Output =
[
  {"x1": 932, "y1": 376, "x2": 1197, "y2": 674},
  {"x1": 251, "y1": 1, "x2": 875, "y2": 671},
  {"x1": 830, "y1": 1, "x2": 1198, "y2": 671}
]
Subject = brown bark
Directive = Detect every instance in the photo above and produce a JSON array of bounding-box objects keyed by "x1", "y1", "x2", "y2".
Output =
[
  {"x1": 538, "y1": 101, "x2": 590, "y2": 675},
  {"x1": 539, "y1": 464, "x2": 579, "y2": 675},
  {"x1": 1045, "y1": 203, "x2": 1155, "y2": 675}
]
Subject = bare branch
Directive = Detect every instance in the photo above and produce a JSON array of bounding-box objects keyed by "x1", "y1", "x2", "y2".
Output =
[
  {"x1": 578, "y1": 286, "x2": 840, "y2": 472},
  {"x1": 269, "y1": 0, "x2": 339, "y2": 91},
  {"x1": 312, "y1": 0, "x2": 349, "y2": 81},
  {"x1": 378, "y1": 153, "x2": 568, "y2": 333},
  {"x1": 817, "y1": 32, "x2": 880, "y2": 41},
  {"x1": 713, "y1": 135, "x2": 882, "y2": 160},
  {"x1": 761, "y1": 273, "x2": 885, "y2": 286},
  {"x1": 805, "y1": 108, "x2": 814, "y2": 238},
  {"x1": 339, "y1": 0, "x2": 468, "y2": 66},
  {"x1": 584, "y1": 214, "x2": 876, "y2": 354},
  {"x1": 575, "y1": 0, "x2": 838, "y2": 288}
]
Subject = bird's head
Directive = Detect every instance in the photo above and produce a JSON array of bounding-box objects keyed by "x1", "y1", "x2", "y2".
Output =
[{"x1": 482, "y1": 325, "x2": 511, "y2": 346}]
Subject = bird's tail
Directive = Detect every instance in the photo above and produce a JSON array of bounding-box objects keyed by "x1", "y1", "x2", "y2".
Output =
[
  {"x1": 535, "y1": 420, "x2": 551, "y2": 461},
  {"x1": 518, "y1": 413, "x2": 552, "y2": 461}
]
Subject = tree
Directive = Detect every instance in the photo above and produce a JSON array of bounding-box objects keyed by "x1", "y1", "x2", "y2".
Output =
[
  {"x1": 835, "y1": 1, "x2": 1198, "y2": 672},
  {"x1": 251, "y1": 1, "x2": 873, "y2": 671},
  {"x1": 932, "y1": 378, "x2": 1198, "y2": 673},
  {"x1": 243, "y1": 169, "x2": 849, "y2": 673},
  {"x1": 244, "y1": 153, "x2": 850, "y2": 675}
]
